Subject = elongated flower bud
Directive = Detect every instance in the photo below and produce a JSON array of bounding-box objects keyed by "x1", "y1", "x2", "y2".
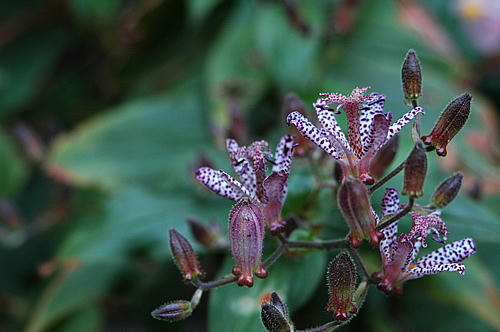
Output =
[
  {"x1": 422, "y1": 93, "x2": 472, "y2": 156},
  {"x1": 186, "y1": 217, "x2": 224, "y2": 249},
  {"x1": 326, "y1": 252, "x2": 357, "y2": 321},
  {"x1": 151, "y1": 300, "x2": 192, "y2": 322},
  {"x1": 261, "y1": 292, "x2": 292, "y2": 332},
  {"x1": 402, "y1": 142, "x2": 427, "y2": 198},
  {"x1": 230, "y1": 198, "x2": 267, "y2": 287},
  {"x1": 402, "y1": 49, "x2": 422, "y2": 101},
  {"x1": 369, "y1": 134, "x2": 399, "y2": 180},
  {"x1": 338, "y1": 177, "x2": 384, "y2": 247},
  {"x1": 169, "y1": 228, "x2": 203, "y2": 282},
  {"x1": 432, "y1": 172, "x2": 463, "y2": 208}
]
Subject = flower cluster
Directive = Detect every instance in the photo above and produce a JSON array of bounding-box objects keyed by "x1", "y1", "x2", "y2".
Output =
[
  {"x1": 287, "y1": 87, "x2": 424, "y2": 184},
  {"x1": 195, "y1": 135, "x2": 294, "y2": 286},
  {"x1": 373, "y1": 188, "x2": 476, "y2": 295}
]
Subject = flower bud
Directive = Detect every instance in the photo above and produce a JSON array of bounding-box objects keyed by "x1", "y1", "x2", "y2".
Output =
[
  {"x1": 186, "y1": 217, "x2": 223, "y2": 249},
  {"x1": 422, "y1": 93, "x2": 472, "y2": 156},
  {"x1": 151, "y1": 300, "x2": 192, "y2": 322},
  {"x1": 263, "y1": 172, "x2": 288, "y2": 235},
  {"x1": 402, "y1": 142, "x2": 427, "y2": 198},
  {"x1": 229, "y1": 198, "x2": 267, "y2": 287},
  {"x1": 169, "y1": 228, "x2": 203, "y2": 282},
  {"x1": 369, "y1": 134, "x2": 399, "y2": 180},
  {"x1": 432, "y1": 172, "x2": 463, "y2": 208},
  {"x1": 401, "y1": 49, "x2": 422, "y2": 101},
  {"x1": 326, "y1": 252, "x2": 357, "y2": 321},
  {"x1": 261, "y1": 292, "x2": 292, "y2": 332},
  {"x1": 337, "y1": 177, "x2": 384, "y2": 247}
]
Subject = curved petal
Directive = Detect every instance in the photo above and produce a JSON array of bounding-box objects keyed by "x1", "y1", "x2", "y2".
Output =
[
  {"x1": 412, "y1": 237, "x2": 476, "y2": 269},
  {"x1": 386, "y1": 107, "x2": 424, "y2": 141},
  {"x1": 360, "y1": 93, "x2": 386, "y2": 156},
  {"x1": 287, "y1": 111, "x2": 341, "y2": 159},
  {"x1": 314, "y1": 99, "x2": 352, "y2": 155},
  {"x1": 196, "y1": 167, "x2": 250, "y2": 201},
  {"x1": 273, "y1": 135, "x2": 294, "y2": 174},
  {"x1": 381, "y1": 187, "x2": 400, "y2": 217}
]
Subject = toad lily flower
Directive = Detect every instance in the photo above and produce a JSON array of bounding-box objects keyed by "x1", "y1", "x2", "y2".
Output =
[
  {"x1": 196, "y1": 135, "x2": 294, "y2": 234},
  {"x1": 286, "y1": 87, "x2": 424, "y2": 185},
  {"x1": 372, "y1": 188, "x2": 476, "y2": 295}
]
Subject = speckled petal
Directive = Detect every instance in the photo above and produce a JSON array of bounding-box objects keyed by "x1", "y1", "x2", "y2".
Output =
[
  {"x1": 286, "y1": 111, "x2": 341, "y2": 159},
  {"x1": 386, "y1": 107, "x2": 425, "y2": 141},
  {"x1": 273, "y1": 135, "x2": 294, "y2": 174},
  {"x1": 196, "y1": 167, "x2": 250, "y2": 201},
  {"x1": 227, "y1": 142, "x2": 257, "y2": 197},
  {"x1": 314, "y1": 98, "x2": 352, "y2": 155},
  {"x1": 360, "y1": 93, "x2": 386, "y2": 155},
  {"x1": 407, "y1": 238, "x2": 476, "y2": 279},
  {"x1": 408, "y1": 211, "x2": 448, "y2": 247},
  {"x1": 381, "y1": 187, "x2": 400, "y2": 217}
]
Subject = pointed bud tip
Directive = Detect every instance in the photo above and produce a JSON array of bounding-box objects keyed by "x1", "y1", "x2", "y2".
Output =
[
  {"x1": 169, "y1": 228, "x2": 203, "y2": 282},
  {"x1": 432, "y1": 172, "x2": 463, "y2": 208},
  {"x1": 403, "y1": 143, "x2": 427, "y2": 198},
  {"x1": 151, "y1": 301, "x2": 192, "y2": 322},
  {"x1": 423, "y1": 93, "x2": 472, "y2": 157}
]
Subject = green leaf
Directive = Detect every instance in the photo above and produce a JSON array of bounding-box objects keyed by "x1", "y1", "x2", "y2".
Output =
[
  {"x1": 0, "y1": 128, "x2": 29, "y2": 198},
  {"x1": 25, "y1": 262, "x2": 120, "y2": 332},
  {"x1": 53, "y1": 306, "x2": 102, "y2": 332},
  {"x1": 0, "y1": 28, "x2": 69, "y2": 116},
  {"x1": 45, "y1": 85, "x2": 208, "y2": 193},
  {"x1": 425, "y1": 255, "x2": 500, "y2": 331},
  {"x1": 208, "y1": 250, "x2": 326, "y2": 332},
  {"x1": 57, "y1": 187, "x2": 233, "y2": 263},
  {"x1": 69, "y1": 0, "x2": 120, "y2": 27}
]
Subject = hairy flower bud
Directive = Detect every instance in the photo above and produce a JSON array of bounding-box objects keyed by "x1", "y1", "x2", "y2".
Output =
[
  {"x1": 169, "y1": 228, "x2": 203, "y2": 282},
  {"x1": 186, "y1": 217, "x2": 224, "y2": 249},
  {"x1": 402, "y1": 142, "x2": 427, "y2": 198},
  {"x1": 369, "y1": 134, "x2": 399, "y2": 180},
  {"x1": 261, "y1": 292, "x2": 292, "y2": 332},
  {"x1": 338, "y1": 177, "x2": 384, "y2": 247},
  {"x1": 422, "y1": 93, "x2": 472, "y2": 156},
  {"x1": 229, "y1": 198, "x2": 267, "y2": 287},
  {"x1": 402, "y1": 49, "x2": 422, "y2": 101},
  {"x1": 432, "y1": 172, "x2": 463, "y2": 208},
  {"x1": 151, "y1": 300, "x2": 192, "y2": 322},
  {"x1": 326, "y1": 252, "x2": 357, "y2": 321}
]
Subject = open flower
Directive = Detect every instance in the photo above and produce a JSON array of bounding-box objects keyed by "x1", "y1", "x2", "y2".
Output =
[
  {"x1": 196, "y1": 135, "x2": 294, "y2": 234},
  {"x1": 286, "y1": 87, "x2": 424, "y2": 184},
  {"x1": 373, "y1": 188, "x2": 476, "y2": 295}
]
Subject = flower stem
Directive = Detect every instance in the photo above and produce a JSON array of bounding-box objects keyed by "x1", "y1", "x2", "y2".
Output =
[
  {"x1": 375, "y1": 198, "x2": 415, "y2": 231},
  {"x1": 368, "y1": 159, "x2": 406, "y2": 195},
  {"x1": 278, "y1": 234, "x2": 348, "y2": 250},
  {"x1": 192, "y1": 243, "x2": 286, "y2": 290},
  {"x1": 297, "y1": 320, "x2": 342, "y2": 332},
  {"x1": 346, "y1": 244, "x2": 374, "y2": 283}
]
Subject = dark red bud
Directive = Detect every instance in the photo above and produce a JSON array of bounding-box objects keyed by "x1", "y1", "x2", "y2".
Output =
[
  {"x1": 229, "y1": 198, "x2": 267, "y2": 287},
  {"x1": 326, "y1": 252, "x2": 357, "y2": 321},
  {"x1": 151, "y1": 300, "x2": 192, "y2": 322},
  {"x1": 338, "y1": 177, "x2": 384, "y2": 247},
  {"x1": 422, "y1": 93, "x2": 472, "y2": 156},
  {"x1": 186, "y1": 217, "x2": 222, "y2": 249},
  {"x1": 402, "y1": 49, "x2": 422, "y2": 101},
  {"x1": 432, "y1": 172, "x2": 463, "y2": 208},
  {"x1": 169, "y1": 228, "x2": 203, "y2": 282},
  {"x1": 402, "y1": 142, "x2": 427, "y2": 198},
  {"x1": 369, "y1": 134, "x2": 399, "y2": 180}
]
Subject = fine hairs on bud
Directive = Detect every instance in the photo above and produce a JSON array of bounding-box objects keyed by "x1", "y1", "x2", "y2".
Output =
[
  {"x1": 169, "y1": 228, "x2": 203, "y2": 282},
  {"x1": 422, "y1": 93, "x2": 472, "y2": 156},
  {"x1": 326, "y1": 252, "x2": 358, "y2": 321},
  {"x1": 402, "y1": 142, "x2": 427, "y2": 198},
  {"x1": 432, "y1": 172, "x2": 464, "y2": 208},
  {"x1": 261, "y1": 292, "x2": 292, "y2": 332},
  {"x1": 402, "y1": 49, "x2": 422, "y2": 102}
]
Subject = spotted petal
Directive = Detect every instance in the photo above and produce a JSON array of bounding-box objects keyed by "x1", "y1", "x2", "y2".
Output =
[
  {"x1": 287, "y1": 112, "x2": 341, "y2": 159},
  {"x1": 386, "y1": 107, "x2": 424, "y2": 141},
  {"x1": 196, "y1": 167, "x2": 251, "y2": 201},
  {"x1": 408, "y1": 238, "x2": 476, "y2": 278},
  {"x1": 226, "y1": 140, "x2": 257, "y2": 196},
  {"x1": 408, "y1": 211, "x2": 447, "y2": 247},
  {"x1": 358, "y1": 114, "x2": 390, "y2": 181},
  {"x1": 314, "y1": 99, "x2": 352, "y2": 155},
  {"x1": 273, "y1": 135, "x2": 294, "y2": 174},
  {"x1": 381, "y1": 187, "x2": 400, "y2": 217},
  {"x1": 360, "y1": 93, "x2": 386, "y2": 155}
]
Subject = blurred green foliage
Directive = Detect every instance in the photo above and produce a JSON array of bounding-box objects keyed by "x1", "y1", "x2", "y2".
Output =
[{"x1": 0, "y1": 0, "x2": 499, "y2": 331}]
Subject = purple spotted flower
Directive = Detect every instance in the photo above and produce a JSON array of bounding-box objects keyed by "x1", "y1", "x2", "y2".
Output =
[
  {"x1": 196, "y1": 135, "x2": 294, "y2": 234},
  {"x1": 286, "y1": 87, "x2": 424, "y2": 185},
  {"x1": 372, "y1": 188, "x2": 476, "y2": 295}
]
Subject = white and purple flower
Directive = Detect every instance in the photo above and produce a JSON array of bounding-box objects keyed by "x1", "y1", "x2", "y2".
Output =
[
  {"x1": 373, "y1": 187, "x2": 476, "y2": 295},
  {"x1": 286, "y1": 87, "x2": 424, "y2": 185}
]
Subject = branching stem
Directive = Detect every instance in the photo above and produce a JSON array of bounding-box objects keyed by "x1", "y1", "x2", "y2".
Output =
[{"x1": 376, "y1": 198, "x2": 415, "y2": 231}]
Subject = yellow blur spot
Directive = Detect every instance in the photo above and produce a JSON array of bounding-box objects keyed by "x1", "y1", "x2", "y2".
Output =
[
  {"x1": 408, "y1": 264, "x2": 417, "y2": 269},
  {"x1": 459, "y1": 0, "x2": 484, "y2": 21}
]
